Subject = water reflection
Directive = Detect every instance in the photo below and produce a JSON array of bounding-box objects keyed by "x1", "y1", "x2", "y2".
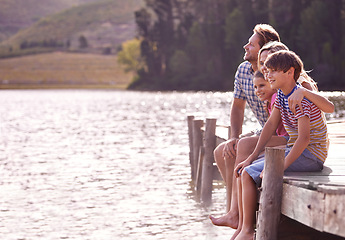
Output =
[{"x1": 0, "y1": 90, "x2": 343, "y2": 240}]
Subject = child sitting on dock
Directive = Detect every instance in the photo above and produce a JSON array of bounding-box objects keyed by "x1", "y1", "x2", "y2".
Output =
[
  {"x1": 232, "y1": 50, "x2": 328, "y2": 240},
  {"x1": 252, "y1": 71, "x2": 288, "y2": 140}
]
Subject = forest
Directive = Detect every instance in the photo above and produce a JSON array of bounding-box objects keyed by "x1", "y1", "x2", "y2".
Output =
[{"x1": 129, "y1": 0, "x2": 345, "y2": 91}]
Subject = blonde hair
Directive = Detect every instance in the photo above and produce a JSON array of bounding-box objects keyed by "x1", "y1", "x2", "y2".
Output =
[{"x1": 253, "y1": 24, "x2": 280, "y2": 48}]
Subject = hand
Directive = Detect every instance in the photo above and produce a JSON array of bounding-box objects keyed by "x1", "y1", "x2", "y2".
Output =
[
  {"x1": 234, "y1": 158, "x2": 251, "y2": 178},
  {"x1": 288, "y1": 88, "x2": 305, "y2": 114},
  {"x1": 223, "y1": 138, "x2": 238, "y2": 159},
  {"x1": 260, "y1": 169, "x2": 264, "y2": 179}
]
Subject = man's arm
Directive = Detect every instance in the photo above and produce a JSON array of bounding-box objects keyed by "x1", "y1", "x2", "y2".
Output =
[
  {"x1": 230, "y1": 98, "x2": 246, "y2": 139},
  {"x1": 283, "y1": 116, "x2": 310, "y2": 170},
  {"x1": 223, "y1": 98, "x2": 246, "y2": 159}
]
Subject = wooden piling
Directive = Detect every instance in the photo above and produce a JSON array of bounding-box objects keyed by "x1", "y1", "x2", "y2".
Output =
[
  {"x1": 195, "y1": 147, "x2": 205, "y2": 195},
  {"x1": 192, "y1": 119, "x2": 203, "y2": 182},
  {"x1": 256, "y1": 146, "x2": 285, "y2": 240},
  {"x1": 201, "y1": 118, "x2": 217, "y2": 205},
  {"x1": 187, "y1": 115, "x2": 195, "y2": 176}
]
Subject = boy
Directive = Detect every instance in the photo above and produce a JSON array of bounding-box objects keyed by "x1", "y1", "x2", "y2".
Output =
[{"x1": 232, "y1": 50, "x2": 328, "y2": 240}]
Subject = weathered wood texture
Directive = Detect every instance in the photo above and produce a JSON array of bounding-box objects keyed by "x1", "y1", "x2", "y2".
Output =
[
  {"x1": 201, "y1": 119, "x2": 217, "y2": 205},
  {"x1": 212, "y1": 120, "x2": 345, "y2": 238},
  {"x1": 280, "y1": 120, "x2": 345, "y2": 238},
  {"x1": 256, "y1": 147, "x2": 285, "y2": 240},
  {"x1": 191, "y1": 119, "x2": 203, "y2": 182}
]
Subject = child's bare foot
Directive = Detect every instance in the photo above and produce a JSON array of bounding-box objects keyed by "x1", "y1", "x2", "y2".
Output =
[
  {"x1": 209, "y1": 211, "x2": 239, "y2": 229},
  {"x1": 234, "y1": 230, "x2": 255, "y2": 240},
  {"x1": 230, "y1": 228, "x2": 241, "y2": 240}
]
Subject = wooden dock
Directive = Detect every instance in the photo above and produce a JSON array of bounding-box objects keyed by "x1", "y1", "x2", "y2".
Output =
[{"x1": 187, "y1": 116, "x2": 345, "y2": 239}]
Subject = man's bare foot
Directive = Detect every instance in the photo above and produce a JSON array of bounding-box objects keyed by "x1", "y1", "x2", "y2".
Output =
[
  {"x1": 209, "y1": 211, "x2": 239, "y2": 229},
  {"x1": 234, "y1": 230, "x2": 254, "y2": 240}
]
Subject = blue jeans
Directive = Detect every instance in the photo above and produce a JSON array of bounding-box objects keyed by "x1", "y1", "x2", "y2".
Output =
[{"x1": 244, "y1": 146, "x2": 324, "y2": 186}]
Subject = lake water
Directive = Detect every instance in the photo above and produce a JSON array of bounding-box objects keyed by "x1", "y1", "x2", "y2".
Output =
[{"x1": 0, "y1": 90, "x2": 343, "y2": 240}]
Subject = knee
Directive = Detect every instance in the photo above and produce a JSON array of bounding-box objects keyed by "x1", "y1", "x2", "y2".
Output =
[
  {"x1": 241, "y1": 169, "x2": 251, "y2": 181},
  {"x1": 214, "y1": 142, "x2": 225, "y2": 158}
]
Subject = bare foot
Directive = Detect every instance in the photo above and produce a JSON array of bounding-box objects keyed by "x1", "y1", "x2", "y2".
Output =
[
  {"x1": 209, "y1": 211, "x2": 239, "y2": 229},
  {"x1": 235, "y1": 230, "x2": 255, "y2": 240},
  {"x1": 230, "y1": 228, "x2": 241, "y2": 240}
]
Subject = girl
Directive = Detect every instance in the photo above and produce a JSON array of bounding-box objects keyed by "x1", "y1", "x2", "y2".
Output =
[{"x1": 253, "y1": 71, "x2": 288, "y2": 139}]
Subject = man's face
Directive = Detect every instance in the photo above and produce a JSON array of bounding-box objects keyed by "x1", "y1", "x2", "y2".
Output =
[{"x1": 243, "y1": 33, "x2": 261, "y2": 63}]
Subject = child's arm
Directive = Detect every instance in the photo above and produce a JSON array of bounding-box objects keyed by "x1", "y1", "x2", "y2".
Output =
[
  {"x1": 288, "y1": 88, "x2": 334, "y2": 114},
  {"x1": 235, "y1": 107, "x2": 281, "y2": 176},
  {"x1": 283, "y1": 115, "x2": 310, "y2": 170}
]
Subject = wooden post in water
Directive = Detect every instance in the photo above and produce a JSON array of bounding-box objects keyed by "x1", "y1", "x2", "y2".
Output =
[
  {"x1": 201, "y1": 118, "x2": 217, "y2": 205},
  {"x1": 192, "y1": 119, "x2": 203, "y2": 182},
  {"x1": 195, "y1": 147, "x2": 205, "y2": 195},
  {"x1": 187, "y1": 115, "x2": 195, "y2": 177},
  {"x1": 226, "y1": 125, "x2": 232, "y2": 212},
  {"x1": 256, "y1": 146, "x2": 285, "y2": 240}
]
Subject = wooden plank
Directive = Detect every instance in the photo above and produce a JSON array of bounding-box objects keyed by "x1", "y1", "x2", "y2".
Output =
[
  {"x1": 281, "y1": 183, "x2": 325, "y2": 232},
  {"x1": 284, "y1": 175, "x2": 345, "y2": 185},
  {"x1": 324, "y1": 194, "x2": 345, "y2": 237}
]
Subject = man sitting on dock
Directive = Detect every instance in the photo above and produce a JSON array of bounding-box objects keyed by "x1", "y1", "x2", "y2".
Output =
[{"x1": 210, "y1": 24, "x2": 281, "y2": 228}]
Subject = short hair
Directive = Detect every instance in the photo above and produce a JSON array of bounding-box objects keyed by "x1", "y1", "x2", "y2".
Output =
[
  {"x1": 265, "y1": 50, "x2": 303, "y2": 81},
  {"x1": 254, "y1": 24, "x2": 280, "y2": 48},
  {"x1": 253, "y1": 71, "x2": 265, "y2": 80}
]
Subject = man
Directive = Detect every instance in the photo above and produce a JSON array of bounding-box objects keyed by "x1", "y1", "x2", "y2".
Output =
[{"x1": 210, "y1": 24, "x2": 280, "y2": 229}]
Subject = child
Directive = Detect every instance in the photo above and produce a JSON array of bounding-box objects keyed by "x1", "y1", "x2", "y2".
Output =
[
  {"x1": 233, "y1": 50, "x2": 328, "y2": 240},
  {"x1": 253, "y1": 71, "x2": 288, "y2": 139}
]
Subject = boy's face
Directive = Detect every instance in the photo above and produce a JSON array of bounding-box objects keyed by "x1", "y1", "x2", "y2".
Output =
[
  {"x1": 253, "y1": 76, "x2": 276, "y2": 102},
  {"x1": 243, "y1": 33, "x2": 261, "y2": 63},
  {"x1": 266, "y1": 68, "x2": 288, "y2": 90}
]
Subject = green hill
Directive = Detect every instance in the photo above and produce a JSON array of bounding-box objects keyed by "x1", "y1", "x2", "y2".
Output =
[
  {"x1": 0, "y1": 0, "x2": 101, "y2": 42},
  {"x1": 0, "y1": 0, "x2": 143, "y2": 57}
]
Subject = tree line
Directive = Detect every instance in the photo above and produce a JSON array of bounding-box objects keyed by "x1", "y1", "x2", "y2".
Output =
[{"x1": 127, "y1": 0, "x2": 344, "y2": 91}]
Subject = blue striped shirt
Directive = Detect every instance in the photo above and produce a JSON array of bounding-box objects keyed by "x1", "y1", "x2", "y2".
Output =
[{"x1": 233, "y1": 61, "x2": 268, "y2": 127}]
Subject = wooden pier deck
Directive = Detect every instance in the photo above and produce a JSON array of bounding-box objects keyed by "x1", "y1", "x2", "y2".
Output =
[
  {"x1": 188, "y1": 117, "x2": 345, "y2": 239},
  {"x1": 279, "y1": 120, "x2": 345, "y2": 239}
]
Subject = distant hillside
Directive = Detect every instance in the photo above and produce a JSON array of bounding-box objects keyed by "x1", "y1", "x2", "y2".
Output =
[
  {"x1": 0, "y1": 0, "x2": 101, "y2": 42},
  {"x1": 0, "y1": 52, "x2": 133, "y2": 89},
  {"x1": 0, "y1": 0, "x2": 143, "y2": 57}
]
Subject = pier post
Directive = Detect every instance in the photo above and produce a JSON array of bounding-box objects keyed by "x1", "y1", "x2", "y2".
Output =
[
  {"x1": 192, "y1": 119, "x2": 203, "y2": 182},
  {"x1": 187, "y1": 115, "x2": 195, "y2": 176},
  {"x1": 256, "y1": 146, "x2": 285, "y2": 240},
  {"x1": 201, "y1": 118, "x2": 217, "y2": 205}
]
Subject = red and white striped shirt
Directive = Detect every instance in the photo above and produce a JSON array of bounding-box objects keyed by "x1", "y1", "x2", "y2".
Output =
[{"x1": 275, "y1": 85, "x2": 328, "y2": 162}]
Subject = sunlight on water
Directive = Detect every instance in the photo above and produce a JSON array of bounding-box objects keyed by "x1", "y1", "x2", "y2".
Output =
[{"x1": 0, "y1": 90, "x2": 343, "y2": 239}]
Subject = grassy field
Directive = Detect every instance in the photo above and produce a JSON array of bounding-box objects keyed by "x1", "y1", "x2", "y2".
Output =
[{"x1": 0, "y1": 52, "x2": 134, "y2": 89}]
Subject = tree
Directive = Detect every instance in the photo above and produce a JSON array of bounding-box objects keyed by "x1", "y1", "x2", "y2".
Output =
[
  {"x1": 117, "y1": 38, "x2": 144, "y2": 73},
  {"x1": 79, "y1": 35, "x2": 88, "y2": 49}
]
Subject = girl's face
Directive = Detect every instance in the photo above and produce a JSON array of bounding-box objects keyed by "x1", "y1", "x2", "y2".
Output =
[
  {"x1": 253, "y1": 76, "x2": 276, "y2": 102},
  {"x1": 258, "y1": 50, "x2": 269, "y2": 77}
]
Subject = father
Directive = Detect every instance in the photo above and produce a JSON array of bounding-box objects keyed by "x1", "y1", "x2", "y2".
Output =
[{"x1": 210, "y1": 24, "x2": 280, "y2": 228}]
